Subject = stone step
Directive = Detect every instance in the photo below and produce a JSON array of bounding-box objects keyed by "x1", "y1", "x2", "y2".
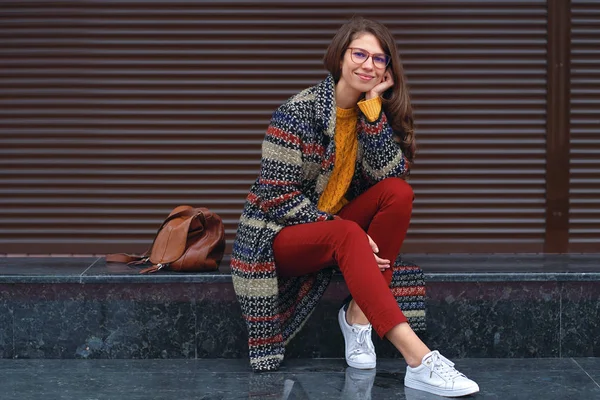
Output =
[{"x1": 0, "y1": 254, "x2": 599, "y2": 360}]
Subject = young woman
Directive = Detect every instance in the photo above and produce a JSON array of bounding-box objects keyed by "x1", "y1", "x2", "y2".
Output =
[{"x1": 231, "y1": 16, "x2": 479, "y2": 397}]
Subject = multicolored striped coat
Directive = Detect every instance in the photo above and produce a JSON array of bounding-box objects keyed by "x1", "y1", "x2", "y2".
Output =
[{"x1": 231, "y1": 74, "x2": 421, "y2": 372}]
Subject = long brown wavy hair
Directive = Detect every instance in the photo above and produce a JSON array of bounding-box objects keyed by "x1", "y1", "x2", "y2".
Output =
[{"x1": 323, "y1": 16, "x2": 416, "y2": 163}]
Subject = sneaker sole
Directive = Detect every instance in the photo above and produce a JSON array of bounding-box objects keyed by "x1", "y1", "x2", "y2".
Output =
[
  {"x1": 338, "y1": 308, "x2": 376, "y2": 370},
  {"x1": 404, "y1": 377, "x2": 479, "y2": 398}
]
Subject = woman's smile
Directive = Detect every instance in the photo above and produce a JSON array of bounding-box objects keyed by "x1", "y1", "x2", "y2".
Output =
[{"x1": 356, "y1": 72, "x2": 375, "y2": 81}]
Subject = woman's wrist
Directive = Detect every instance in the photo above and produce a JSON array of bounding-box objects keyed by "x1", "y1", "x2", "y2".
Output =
[{"x1": 365, "y1": 92, "x2": 379, "y2": 100}]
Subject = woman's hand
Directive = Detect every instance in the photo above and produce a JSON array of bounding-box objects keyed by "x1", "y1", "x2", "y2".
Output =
[
  {"x1": 365, "y1": 70, "x2": 394, "y2": 100},
  {"x1": 367, "y1": 234, "x2": 390, "y2": 271}
]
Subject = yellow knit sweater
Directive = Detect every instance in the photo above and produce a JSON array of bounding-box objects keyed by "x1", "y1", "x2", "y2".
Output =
[{"x1": 317, "y1": 96, "x2": 382, "y2": 214}]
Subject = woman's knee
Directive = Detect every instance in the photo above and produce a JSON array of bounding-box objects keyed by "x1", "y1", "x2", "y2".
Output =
[
  {"x1": 332, "y1": 220, "x2": 369, "y2": 246},
  {"x1": 376, "y1": 177, "x2": 414, "y2": 204}
]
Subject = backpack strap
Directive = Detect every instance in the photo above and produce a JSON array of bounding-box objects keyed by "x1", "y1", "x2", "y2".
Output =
[
  {"x1": 150, "y1": 214, "x2": 196, "y2": 265},
  {"x1": 138, "y1": 264, "x2": 166, "y2": 274},
  {"x1": 105, "y1": 251, "x2": 150, "y2": 265}
]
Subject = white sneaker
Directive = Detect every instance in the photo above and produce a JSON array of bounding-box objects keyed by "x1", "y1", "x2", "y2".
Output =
[
  {"x1": 404, "y1": 350, "x2": 479, "y2": 397},
  {"x1": 338, "y1": 305, "x2": 376, "y2": 369}
]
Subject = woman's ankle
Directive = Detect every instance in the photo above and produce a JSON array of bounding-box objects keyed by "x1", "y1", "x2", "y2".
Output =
[
  {"x1": 406, "y1": 356, "x2": 425, "y2": 368},
  {"x1": 385, "y1": 322, "x2": 431, "y2": 367},
  {"x1": 346, "y1": 300, "x2": 370, "y2": 325}
]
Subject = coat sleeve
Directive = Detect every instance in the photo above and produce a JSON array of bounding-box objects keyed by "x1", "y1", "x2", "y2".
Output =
[
  {"x1": 357, "y1": 109, "x2": 409, "y2": 186},
  {"x1": 254, "y1": 105, "x2": 332, "y2": 226}
]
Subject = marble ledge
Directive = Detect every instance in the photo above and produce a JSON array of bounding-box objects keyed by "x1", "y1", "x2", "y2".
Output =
[
  {"x1": 426, "y1": 272, "x2": 600, "y2": 282},
  {"x1": 1, "y1": 254, "x2": 599, "y2": 284},
  {"x1": 1, "y1": 271, "x2": 600, "y2": 284}
]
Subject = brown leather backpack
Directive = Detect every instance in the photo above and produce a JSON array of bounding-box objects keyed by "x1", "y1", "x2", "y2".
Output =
[{"x1": 106, "y1": 205, "x2": 226, "y2": 274}]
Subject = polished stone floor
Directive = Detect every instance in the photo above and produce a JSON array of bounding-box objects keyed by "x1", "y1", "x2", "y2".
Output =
[{"x1": 0, "y1": 358, "x2": 599, "y2": 399}]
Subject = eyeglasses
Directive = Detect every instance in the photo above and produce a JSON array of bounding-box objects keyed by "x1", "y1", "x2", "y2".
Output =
[{"x1": 347, "y1": 47, "x2": 390, "y2": 69}]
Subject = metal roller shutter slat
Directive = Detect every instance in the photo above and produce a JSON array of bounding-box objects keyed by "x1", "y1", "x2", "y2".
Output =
[
  {"x1": 1, "y1": 1, "x2": 548, "y2": 255},
  {"x1": 569, "y1": 1, "x2": 600, "y2": 251}
]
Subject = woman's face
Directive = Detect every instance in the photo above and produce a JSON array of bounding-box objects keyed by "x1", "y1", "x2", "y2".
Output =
[{"x1": 339, "y1": 32, "x2": 388, "y2": 94}]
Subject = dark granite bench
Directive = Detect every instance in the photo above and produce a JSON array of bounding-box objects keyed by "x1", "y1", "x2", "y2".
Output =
[{"x1": 0, "y1": 254, "x2": 599, "y2": 361}]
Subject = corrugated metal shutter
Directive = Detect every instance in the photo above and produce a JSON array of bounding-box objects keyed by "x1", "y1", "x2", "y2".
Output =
[
  {"x1": 570, "y1": 0, "x2": 600, "y2": 252},
  {"x1": 0, "y1": 0, "x2": 548, "y2": 256}
]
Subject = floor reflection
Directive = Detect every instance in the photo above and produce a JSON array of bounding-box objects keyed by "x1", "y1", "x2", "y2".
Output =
[
  {"x1": 2, "y1": 358, "x2": 600, "y2": 399},
  {"x1": 342, "y1": 368, "x2": 376, "y2": 400},
  {"x1": 281, "y1": 378, "x2": 311, "y2": 400},
  {"x1": 256, "y1": 367, "x2": 472, "y2": 399}
]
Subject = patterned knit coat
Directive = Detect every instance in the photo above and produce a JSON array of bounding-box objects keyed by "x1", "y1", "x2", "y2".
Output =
[{"x1": 231, "y1": 74, "x2": 410, "y2": 372}]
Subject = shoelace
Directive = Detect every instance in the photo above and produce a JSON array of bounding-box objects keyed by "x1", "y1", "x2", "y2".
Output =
[
  {"x1": 427, "y1": 351, "x2": 465, "y2": 380},
  {"x1": 351, "y1": 325, "x2": 374, "y2": 355}
]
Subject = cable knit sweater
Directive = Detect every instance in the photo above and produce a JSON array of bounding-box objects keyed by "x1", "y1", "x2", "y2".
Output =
[
  {"x1": 318, "y1": 97, "x2": 382, "y2": 214},
  {"x1": 231, "y1": 74, "x2": 410, "y2": 372}
]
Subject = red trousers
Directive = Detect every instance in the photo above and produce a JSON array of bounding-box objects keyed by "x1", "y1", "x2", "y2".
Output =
[{"x1": 273, "y1": 177, "x2": 413, "y2": 338}]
